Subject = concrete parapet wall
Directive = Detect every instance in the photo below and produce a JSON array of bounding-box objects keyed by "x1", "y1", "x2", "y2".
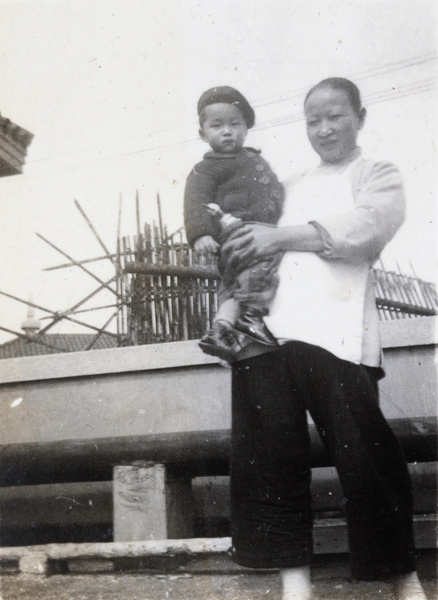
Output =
[
  {"x1": 0, "y1": 318, "x2": 436, "y2": 446},
  {"x1": 0, "y1": 317, "x2": 436, "y2": 548},
  {"x1": 378, "y1": 317, "x2": 437, "y2": 418},
  {"x1": 0, "y1": 341, "x2": 230, "y2": 444}
]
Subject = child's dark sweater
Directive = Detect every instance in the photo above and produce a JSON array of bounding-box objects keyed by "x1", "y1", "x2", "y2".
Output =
[{"x1": 184, "y1": 147, "x2": 284, "y2": 246}]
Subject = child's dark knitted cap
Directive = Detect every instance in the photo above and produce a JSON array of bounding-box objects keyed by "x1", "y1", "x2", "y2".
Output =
[{"x1": 197, "y1": 86, "x2": 255, "y2": 129}]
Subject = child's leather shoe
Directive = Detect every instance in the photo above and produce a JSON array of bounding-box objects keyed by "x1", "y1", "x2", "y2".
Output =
[
  {"x1": 234, "y1": 312, "x2": 278, "y2": 346},
  {"x1": 199, "y1": 320, "x2": 239, "y2": 362}
]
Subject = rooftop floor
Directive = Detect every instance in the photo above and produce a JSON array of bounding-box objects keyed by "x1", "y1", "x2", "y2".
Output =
[{"x1": 1, "y1": 550, "x2": 436, "y2": 600}]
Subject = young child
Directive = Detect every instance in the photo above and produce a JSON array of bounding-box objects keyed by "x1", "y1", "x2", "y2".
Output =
[{"x1": 184, "y1": 86, "x2": 285, "y2": 361}]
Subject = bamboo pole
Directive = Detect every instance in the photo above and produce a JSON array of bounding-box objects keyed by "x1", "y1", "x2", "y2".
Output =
[
  {"x1": 0, "y1": 325, "x2": 68, "y2": 353},
  {"x1": 36, "y1": 233, "x2": 119, "y2": 297},
  {"x1": 157, "y1": 193, "x2": 164, "y2": 241},
  {"x1": 37, "y1": 276, "x2": 118, "y2": 336},
  {"x1": 0, "y1": 290, "x2": 119, "y2": 338},
  {"x1": 44, "y1": 254, "x2": 117, "y2": 271},
  {"x1": 74, "y1": 199, "x2": 115, "y2": 265},
  {"x1": 85, "y1": 311, "x2": 118, "y2": 350},
  {"x1": 136, "y1": 190, "x2": 141, "y2": 238}
]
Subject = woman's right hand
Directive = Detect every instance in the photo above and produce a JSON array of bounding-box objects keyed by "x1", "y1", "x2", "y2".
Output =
[
  {"x1": 221, "y1": 222, "x2": 325, "y2": 271},
  {"x1": 221, "y1": 223, "x2": 282, "y2": 270}
]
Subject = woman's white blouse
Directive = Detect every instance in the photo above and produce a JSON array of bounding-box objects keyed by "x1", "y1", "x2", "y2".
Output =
[{"x1": 264, "y1": 148, "x2": 406, "y2": 367}]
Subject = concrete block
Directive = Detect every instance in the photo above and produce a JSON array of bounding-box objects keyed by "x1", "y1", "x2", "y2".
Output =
[
  {"x1": 19, "y1": 553, "x2": 49, "y2": 575},
  {"x1": 113, "y1": 462, "x2": 193, "y2": 542}
]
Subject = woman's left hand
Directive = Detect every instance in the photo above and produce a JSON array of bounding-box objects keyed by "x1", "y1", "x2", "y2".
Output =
[{"x1": 221, "y1": 223, "x2": 281, "y2": 270}]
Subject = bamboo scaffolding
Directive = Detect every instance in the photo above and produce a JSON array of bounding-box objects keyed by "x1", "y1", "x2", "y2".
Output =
[
  {"x1": 44, "y1": 254, "x2": 118, "y2": 272},
  {"x1": 85, "y1": 311, "x2": 118, "y2": 351},
  {"x1": 121, "y1": 225, "x2": 436, "y2": 343},
  {"x1": 37, "y1": 276, "x2": 118, "y2": 336},
  {"x1": 0, "y1": 290, "x2": 119, "y2": 338},
  {"x1": 3, "y1": 194, "x2": 436, "y2": 351},
  {"x1": 36, "y1": 233, "x2": 119, "y2": 298},
  {"x1": 374, "y1": 268, "x2": 437, "y2": 319},
  {"x1": 117, "y1": 214, "x2": 218, "y2": 345}
]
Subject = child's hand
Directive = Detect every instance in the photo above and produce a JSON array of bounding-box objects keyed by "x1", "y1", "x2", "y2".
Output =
[{"x1": 193, "y1": 235, "x2": 220, "y2": 254}]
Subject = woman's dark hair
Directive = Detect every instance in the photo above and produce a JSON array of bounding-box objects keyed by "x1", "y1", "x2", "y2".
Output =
[{"x1": 304, "y1": 77, "x2": 363, "y2": 116}]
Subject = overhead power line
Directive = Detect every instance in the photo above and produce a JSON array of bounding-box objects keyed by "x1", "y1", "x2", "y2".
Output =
[
  {"x1": 251, "y1": 52, "x2": 437, "y2": 108},
  {"x1": 253, "y1": 77, "x2": 437, "y2": 131},
  {"x1": 25, "y1": 53, "x2": 437, "y2": 169},
  {"x1": 40, "y1": 76, "x2": 438, "y2": 176}
]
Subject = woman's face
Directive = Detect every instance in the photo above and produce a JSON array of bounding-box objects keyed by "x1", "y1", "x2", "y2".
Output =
[{"x1": 304, "y1": 87, "x2": 365, "y2": 163}]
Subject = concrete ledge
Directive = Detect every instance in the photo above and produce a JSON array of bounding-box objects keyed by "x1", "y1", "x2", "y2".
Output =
[
  {"x1": 0, "y1": 319, "x2": 435, "y2": 443},
  {"x1": 380, "y1": 316, "x2": 437, "y2": 348},
  {"x1": 0, "y1": 317, "x2": 435, "y2": 385},
  {"x1": 1, "y1": 515, "x2": 436, "y2": 575},
  {"x1": 0, "y1": 339, "x2": 222, "y2": 384},
  {"x1": 0, "y1": 537, "x2": 232, "y2": 563}
]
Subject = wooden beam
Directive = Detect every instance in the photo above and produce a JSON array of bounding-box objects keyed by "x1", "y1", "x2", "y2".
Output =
[
  {"x1": 1, "y1": 418, "x2": 436, "y2": 487},
  {"x1": 124, "y1": 262, "x2": 219, "y2": 280}
]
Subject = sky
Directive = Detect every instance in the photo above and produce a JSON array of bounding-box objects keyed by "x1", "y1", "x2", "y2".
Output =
[{"x1": 0, "y1": 0, "x2": 436, "y2": 342}]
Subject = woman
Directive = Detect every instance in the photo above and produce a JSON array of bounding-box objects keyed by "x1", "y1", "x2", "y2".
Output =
[{"x1": 222, "y1": 78, "x2": 427, "y2": 600}]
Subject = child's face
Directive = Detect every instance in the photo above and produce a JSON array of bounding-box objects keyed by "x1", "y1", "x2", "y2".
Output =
[
  {"x1": 304, "y1": 87, "x2": 365, "y2": 163},
  {"x1": 199, "y1": 103, "x2": 247, "y2": 154}
]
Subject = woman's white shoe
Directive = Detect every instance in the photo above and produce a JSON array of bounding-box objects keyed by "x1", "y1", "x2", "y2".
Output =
[
  {"x1": 281, "y1": 566, "x2": 312, "y2": 600},
  {"x1": 394, "y1": 571, "x2": 428, "y2": 600}
]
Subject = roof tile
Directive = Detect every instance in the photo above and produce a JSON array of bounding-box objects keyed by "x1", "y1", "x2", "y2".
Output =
[{"x1": 0, "y1": 333, "x2": 118, "y2": 359}]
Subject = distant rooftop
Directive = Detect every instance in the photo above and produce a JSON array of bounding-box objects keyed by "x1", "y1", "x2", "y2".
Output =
[
  {"x1": 0, "y1": 303, "x2": 118, "y2": 359},
  {"x1": 0, "y1": 113, "x2": 34, "y2": 177},
  {"x1": 0, "y1": 333, "x2": 118, "y2": 359}
]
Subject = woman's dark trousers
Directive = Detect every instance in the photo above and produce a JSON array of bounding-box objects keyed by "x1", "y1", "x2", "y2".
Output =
[{"x1": 230, "y1": 341, "x2": 416, "y2": 579}]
